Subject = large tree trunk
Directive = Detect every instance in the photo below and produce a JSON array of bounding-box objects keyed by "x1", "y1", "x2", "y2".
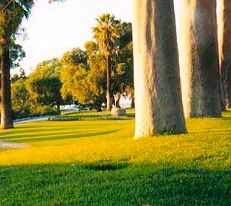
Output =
[
  {"x1": 1, "y1": 47, "x2": 13, "y2": 129},
  {"x1": 133, "y1": 0, "x2": 186, "y2": 138},
  {"x1": 174, "y1": 0, "x2": 221, "y2": 118},
  {"x1": 217, "y1": 0, "x2": 231, "y2": 108},
  {"x1": 106, "y1": 54, "x2": 112, "y2": 111}
]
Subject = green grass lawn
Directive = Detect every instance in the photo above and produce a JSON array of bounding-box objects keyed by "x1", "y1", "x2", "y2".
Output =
[{"x1": 0, "y1": 110, "x2": 230, "y2": 205}]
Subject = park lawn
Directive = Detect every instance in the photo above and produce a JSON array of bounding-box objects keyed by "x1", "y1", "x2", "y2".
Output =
[{"x1": 0, "y1": 111, "x2": 230, "y2": 205}]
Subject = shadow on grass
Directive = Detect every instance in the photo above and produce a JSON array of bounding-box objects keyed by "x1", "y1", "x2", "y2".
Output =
[
  {"x1": 83, "y1": 160, "x2": 129, "y2": 171},
  {"x1": 1, "y1": 130, "x2": 119, "y2": 143},
  {"x1": 190, "y1": 128, "x2": 231, "y2": 135},
  {"x1": 1, "y1": 123, "x2": 97, "y2": 135},
  {"x1": 221, "y1": 117, "x2": 231, "y2": 121},
  {"x1": 0, "y1": 162, "x2": 230, "y2": 206}
]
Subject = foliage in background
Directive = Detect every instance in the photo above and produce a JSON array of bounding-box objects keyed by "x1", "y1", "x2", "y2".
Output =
[
  {"x1": 6, "y1": 13, "x2": 133, "y2": 119},
  {"x1": 10, "y1": 59, "x2": 63, "y2": 119},
  {"x1": 60, "y1": 15, "x2": 133, "y2": 110},
  {"x1": 26, "y1": 58, "x2": 62, "y2": 112},
  {"x1": 92, "y1": 14, "x2": 121, "y2": 110},
  {"x1": 11, "y1": 72, "x2": 30, "y2": 118}
]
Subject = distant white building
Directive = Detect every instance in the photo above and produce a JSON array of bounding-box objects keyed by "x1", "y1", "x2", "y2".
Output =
[
  {"x1": 119, "y1": 96, "x2": 132, "y2": 108},
  {"x1": 60, "y1": 104, "x2": 80, "y2": 112}
]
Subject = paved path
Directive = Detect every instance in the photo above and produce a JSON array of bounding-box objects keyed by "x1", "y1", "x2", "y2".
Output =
[
  {"x1": 0, "y1": 140, "x2": 29, "y2": 150},
  {"x1": 0, "y1": 115, "x2": 56, "y2": 150},
  {"x1": 14, "y1": 115, "x2": 54, "y2": 124}
]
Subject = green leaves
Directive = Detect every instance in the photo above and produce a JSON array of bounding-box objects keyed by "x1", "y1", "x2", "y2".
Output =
[
  {"x1": 26, "y1": 58, "x2": 62, "y2": 106},
  {"x1": 93, "y1": 13, "x2": 121, "y2": 55},
  {"x1": 61, "y1": 48, "x2": 87, "y2": 66}
]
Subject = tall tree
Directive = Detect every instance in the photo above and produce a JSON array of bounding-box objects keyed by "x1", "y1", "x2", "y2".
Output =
[
  {"x1": 0, "y1": 44, "x2": 12, "y2": 128},
  {"x1": 133, "y1": 0, "x2": 186, "y2": 138},
  {"x1": 217, "y1": 0, "x2": 231, "y2": 108},
  {"x1": 0, "y1": 0, "x2": 33, "y2": 129},
  {"x1": 174, "y1": 0, "x2": 221, "y2": 118},
  {"x1": 92, "y1": 14, "x2": 120, "y2": 111},
  {"x1": 111, "y1": 22, "x2": 133, "y2": 108}
]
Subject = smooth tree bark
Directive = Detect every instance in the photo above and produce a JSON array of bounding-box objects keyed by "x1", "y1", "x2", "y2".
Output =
[
  {"x1": 174, "y1": 0, "x2": 221, "y2": 117},
  {"x1": 133, "y1": 0, "x2": 186, "y2": 138},
  {"x1": 1, "y1": 46, "x2": 13, "y2": 129},
  {"x1": 217, "y1": 0, "x2": 231, "y2": 108}
]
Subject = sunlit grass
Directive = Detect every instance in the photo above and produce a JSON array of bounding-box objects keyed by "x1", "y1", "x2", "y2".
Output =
[
  {"x1": 0, "y1": 114, "x2": 230, "y2": 167},
  {"x1": 0, "y1": 110, "x2": 230, "y2": 205}
]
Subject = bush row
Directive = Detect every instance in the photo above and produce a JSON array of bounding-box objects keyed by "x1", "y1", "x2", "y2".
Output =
[{"x1": 48, "y1": 115, "x2": 134, "y2": 121}]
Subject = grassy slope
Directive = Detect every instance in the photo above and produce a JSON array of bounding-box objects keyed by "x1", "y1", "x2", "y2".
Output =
[{"x1": 0, "y1": 110, "x2": 230, "y2": 205}]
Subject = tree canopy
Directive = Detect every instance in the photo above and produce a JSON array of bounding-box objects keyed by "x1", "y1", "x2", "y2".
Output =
[
  {"x1": 26, "y1": 58, "x2": 62, "y2": 111},
  {"x1": 59, "y1": 14, "x2": 133, "y2": 110}
]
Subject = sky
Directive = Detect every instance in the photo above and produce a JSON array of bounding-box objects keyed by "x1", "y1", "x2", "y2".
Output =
[{"x1": 15, "y1": 0, "x2": 133, "y2": 75}]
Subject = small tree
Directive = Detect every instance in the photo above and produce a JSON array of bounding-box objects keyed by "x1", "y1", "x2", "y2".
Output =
[
  {"x1": 26, "y1": 58, "x2": 62, "y2": 113},
  {"x1": 11, "y1": 76, "x2": 30, "y2": 118}
]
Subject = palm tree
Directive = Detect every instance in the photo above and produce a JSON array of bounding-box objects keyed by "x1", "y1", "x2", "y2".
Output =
[
  {"x1": 0, "y1": 0, "x2": 34, "y2": 129},
  {"x1": 174, "y1": 0, "x2": 221, "y2": 118},
  {"x1": 133, "y1": 0, "x2": 186, "y2": 138},
  {"x1": 93, "y1": 14, "x2": 120, "y2": 111},
  {"x1": 217, "y1": 0, "x2": 231, "y2": 108}
]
